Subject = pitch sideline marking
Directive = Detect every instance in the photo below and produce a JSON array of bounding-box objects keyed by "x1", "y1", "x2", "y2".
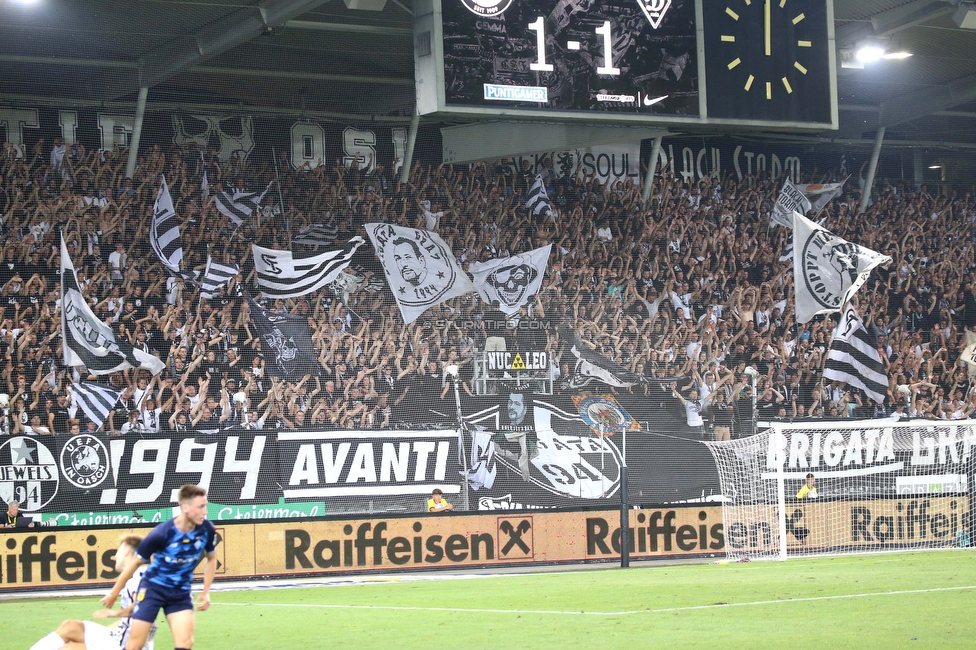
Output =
[{"x1": 210, "y1": 584, "x2": 976, "y2": 617}]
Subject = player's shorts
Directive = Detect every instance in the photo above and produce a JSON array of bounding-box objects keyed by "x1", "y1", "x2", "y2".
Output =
[
  {"x1": 131, "y1": 580, "x2": 194, "y2": 623},
  {"x1": 82, "y1": 620, "x2": 122, "y2": 650}
]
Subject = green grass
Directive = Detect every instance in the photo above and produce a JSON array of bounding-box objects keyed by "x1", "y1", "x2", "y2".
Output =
[{"x1": 6, "y1": 551, "x2": 975, "y2": 649}]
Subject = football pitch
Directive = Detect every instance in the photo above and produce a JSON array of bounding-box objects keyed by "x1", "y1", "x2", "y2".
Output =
[{"x1": 5, "y1": 551, "x2": 975, "y2": 649}]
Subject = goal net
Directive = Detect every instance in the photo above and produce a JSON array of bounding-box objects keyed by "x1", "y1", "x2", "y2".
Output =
[{"x1": 704, "y1": 419, "x2": 976, "y2": 560}]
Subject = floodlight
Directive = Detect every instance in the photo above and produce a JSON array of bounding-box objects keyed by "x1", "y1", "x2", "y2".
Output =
[{"x1": 855, "y1": 46, "x2": 885, "y2": 63}]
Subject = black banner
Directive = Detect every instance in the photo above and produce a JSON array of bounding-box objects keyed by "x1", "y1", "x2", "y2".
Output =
[
  {"x1": 0, "y1": 398, "x2": 720, "y2": 523},
  {"x1": 461, "y1": 393, "x2": 721, "y2": 510},
  {"x1": 0, "y1": 106, "x2": 442, "y2": 173}
]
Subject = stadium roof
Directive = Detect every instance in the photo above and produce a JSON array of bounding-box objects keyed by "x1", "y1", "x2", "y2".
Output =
[{"x1": 3, "y1": 0, "x2": 976, "y2": 145}]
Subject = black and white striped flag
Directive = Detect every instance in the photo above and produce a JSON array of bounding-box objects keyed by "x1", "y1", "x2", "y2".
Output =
[
  {"x1": 61, "y1": 236, "x2": 166, "y2": 376},
  {"x1": 214, "y1": 182, "x2": 273, "y2": 225},
  {"x1": 252, "y1": 237, "x2": 365, "y2": 299},
  {"x1": 292, "y1": 223, "x2": 339, "y2": 246},
  {"x1": 526, "y1": 175, "x2": 554, "y2": 217},
  {"x1": 199, "y1": 257, "x2": 240, "y2": 299},
  {"x1": 823, "y1": 306, "x2": 887, "y2": 404},
  {"x1": 70, "y1": 381, "x2": 122, "y2": 430},
  {"x1": 151, "y1": 176, "x2": 184, "y2": 275}
]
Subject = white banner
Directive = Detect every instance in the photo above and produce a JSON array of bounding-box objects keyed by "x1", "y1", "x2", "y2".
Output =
[{"x1": 793, "y1": 212, "x2": 892, "y2": 323}]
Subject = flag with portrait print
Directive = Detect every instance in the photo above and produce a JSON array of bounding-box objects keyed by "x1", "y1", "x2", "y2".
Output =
[{"x1": 365, "y1": 224, "x2": 476, "y2": 324}]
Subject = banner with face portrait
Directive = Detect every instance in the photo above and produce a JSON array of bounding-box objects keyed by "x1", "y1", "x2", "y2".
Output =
[
  {"x1": 365, "y1": 224, "x2": 476, "y2": 324},
  {"x1": 469, "y1": 244, "x2": 551, "y2": 316}
]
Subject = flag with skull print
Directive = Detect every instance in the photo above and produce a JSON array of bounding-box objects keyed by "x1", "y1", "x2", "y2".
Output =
[
  {"x1": 245, "y1": 293, "x2": 319, "y2": 379},
  {"x1": 469, "y1": 244, "x2": 551, "y2": 316}
]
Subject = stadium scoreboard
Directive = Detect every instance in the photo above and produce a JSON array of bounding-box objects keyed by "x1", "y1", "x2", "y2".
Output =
[{"x1": 414, "y1": 0, "x2": 837, "y2": 129}]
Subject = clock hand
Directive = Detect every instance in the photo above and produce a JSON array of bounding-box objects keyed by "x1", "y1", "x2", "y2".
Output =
[{"x1": 765, "y1": 0, "x2": 771, "y2": 56}]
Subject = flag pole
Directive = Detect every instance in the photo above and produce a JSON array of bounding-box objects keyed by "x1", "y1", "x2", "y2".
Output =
[{"x1": 271, "y1": 146, "x2": 290, "y2": 241}]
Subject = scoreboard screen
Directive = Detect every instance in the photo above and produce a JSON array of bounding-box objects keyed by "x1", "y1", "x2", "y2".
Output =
[
  {"x1": 415, "y1": 0, "x2": 837, "y2": 129},
  {"x1": 441, "y1": 0, "x2": 699, "y2": 116}
]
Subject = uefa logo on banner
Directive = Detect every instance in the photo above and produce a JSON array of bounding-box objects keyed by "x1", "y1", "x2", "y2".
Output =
[
  {"x1": 0, "y1": 436, "x2": 59, "y2": 511},
  {"x1": 60, "y1": 434, "x2": 110, "y2": 489}
]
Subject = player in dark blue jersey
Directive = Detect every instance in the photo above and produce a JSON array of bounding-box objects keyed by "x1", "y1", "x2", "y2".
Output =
[{"x1": 101, "y1": 484, "x2": 218, "y2": 650}]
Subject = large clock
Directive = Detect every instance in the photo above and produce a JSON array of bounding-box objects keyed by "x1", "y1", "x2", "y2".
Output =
[{"x1": 703, "y1": 0, "x2": 833, "y2": 124}]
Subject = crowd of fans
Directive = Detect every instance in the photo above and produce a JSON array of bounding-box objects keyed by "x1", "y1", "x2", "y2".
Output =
[{"x1": 1, "y1": 135, "x2": 975, "y2": 439}]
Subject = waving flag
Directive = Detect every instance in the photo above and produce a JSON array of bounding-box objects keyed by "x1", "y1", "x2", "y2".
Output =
[
  {"x1": 150, "y1": 176, "x2": 184, "y2": 275},
  {"x1": 470, "y1": 244, "x2": 551, "y2": 316},
  {"x1": 793, "y1": 212, "x2": 892, "y2": 323},
  {"x1": 292, "y1": 223, "x2": 339, "y2": 246},
  {"x1": 796, "y1": 179, "x2": 847, "y2": 213},
  {"x1": 558, "y1": 325, "x2": 640, "y2": 388},
  {"x1": 365, "y1": 224, "x2": 476, "y2": 324},
  {"x1": 246, "y1": 294, "x2": 319, "y2": 379},
  {"x1": 61, "y1": 236, "x2": 165, "y2": 375},
  {"x1": 823, "y1": 306, "x2": 887, "y2": 404},
  {"x1": 70, "y1": 381, "x2": 122, "y2": 430},
  {"x1": 214, "y1": 181, "x2": 273, "y2": 225},
  {"x1": 253, "y1": 237, "x2": 364, "y2": 299},
  {"x1": 771, "y1": 179, "x2": 811, "y2": 228},
  {"x1": 526, "y1": 175, "x2": 554, "y2": 217},
  {"x1": 199, "y1": 257, "x2": 239, "y2": 299}
]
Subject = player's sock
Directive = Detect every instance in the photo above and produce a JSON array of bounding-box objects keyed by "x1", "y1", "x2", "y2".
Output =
[{"x1": 28, "y1": 632, "x2": 65, "y2": 650}]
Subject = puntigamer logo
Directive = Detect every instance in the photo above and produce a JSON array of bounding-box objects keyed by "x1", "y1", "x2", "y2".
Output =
[{"x1": 460, "y1": 0, "x2": 513, "y2": 17}]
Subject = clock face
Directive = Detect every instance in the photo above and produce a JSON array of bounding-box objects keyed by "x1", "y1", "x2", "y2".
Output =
[{"x1": 703, "y1": 0, "x2": 832, "y2": 123}]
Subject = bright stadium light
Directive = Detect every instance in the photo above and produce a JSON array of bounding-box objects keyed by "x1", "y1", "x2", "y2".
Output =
[
  {"x1": 883, "y1": 51, "x2": 913, "y2": 60},
  {"x1": 929, "y1": 164, "x2": 942, "y2": 169},
  {"x1": 855, "y1": 46, "x2": 886, "y2": 63},
  {"x1": 10, "y1": 0, "x2": 41, "y2": 4}
]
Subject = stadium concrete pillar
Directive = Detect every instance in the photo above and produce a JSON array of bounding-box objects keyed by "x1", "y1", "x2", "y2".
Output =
[
  {"x1": 641, "y1": 136, "x2": 663, "y2": 203},
  {"x1": 125, "y1": 86, "x2": 149, "y2": 180},
  {"x1": 400, "y1": 111, "x2": 420, "y2": 184},
  {"x1": 913, "y1": 149, "x2": 925, "y2": 190},
  {"x1": 859, "y1": 126, "x2": 885, "y2": 214}
]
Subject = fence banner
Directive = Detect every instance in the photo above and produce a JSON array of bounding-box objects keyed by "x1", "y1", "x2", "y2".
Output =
[
  {"x1": 0, "y1": 506, "x2": 724, "y2": 591},
  {"x1": 723, "y1": 496, "x2": 971, "y2": 554},
  {"x1": 0, "y1": 418, "x2": 722, "y2": 522}
]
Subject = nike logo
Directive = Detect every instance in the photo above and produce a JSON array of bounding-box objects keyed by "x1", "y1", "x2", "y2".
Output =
[{"x1": 643, "y1": 94, "x2": 669, "y2": 107}]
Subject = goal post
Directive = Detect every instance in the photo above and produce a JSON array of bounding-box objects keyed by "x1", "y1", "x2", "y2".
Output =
[{"x1": 704, "y1": 419, "x2": 976, "y2": 560}]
